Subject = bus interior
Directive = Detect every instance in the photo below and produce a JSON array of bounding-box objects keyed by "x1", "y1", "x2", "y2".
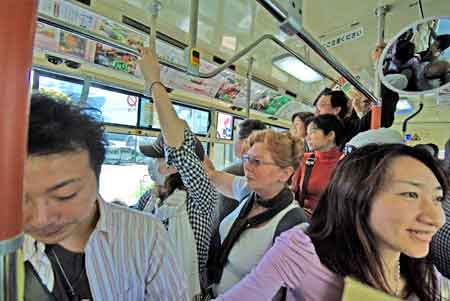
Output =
[{"x1": 31, "y1": 0, "x2": 450, "y2": 205}]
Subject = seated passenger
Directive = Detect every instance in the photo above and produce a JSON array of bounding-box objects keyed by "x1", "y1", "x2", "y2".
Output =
[
  {"x1": 385, "y1": 40, "x2": 421, "y2": 91},
  {"x1": 203, "y1": 129, "x2": 308, "y2": 297},
  {"x1": 214, "y1": 144, "x2": 449, "y2": 301},
  {"x1": 23, "y1": 94, "x2": 188, "y2": 300},
  {"x1": 291, "y1": 114, "x2": 344, "y2": 217},
  {"x1": 415, "y1": 34, "x2": 450, "y2": 91},
  {"x1": 138, "y1": 48, "x2": 217, "y2": 298}
]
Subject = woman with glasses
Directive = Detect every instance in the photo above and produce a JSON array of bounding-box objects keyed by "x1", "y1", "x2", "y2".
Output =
[
  {"x1": 203, "y1": 129, "x2": 307, "y2": 297},
  {"x1": 214, "y1": 144, "x2": 450, "y2": 301},
  {"x1": 291, "y1": 114, "x2": 344, "y2": 217}
]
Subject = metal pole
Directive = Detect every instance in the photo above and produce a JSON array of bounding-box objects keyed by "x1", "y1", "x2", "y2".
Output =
[
  {"x1": 256, "y1": 0, "x2": 379, "y2": 105},
  {"x1": 374, "y1": 6, "x2": 388, "y2": 100},
  {"x1": 1, "y1": 1, "x2": 38, "y2": 300},
  {"x1": 371, "y1": 5, "x2": 389, "y2": 129},
  {"x1": 189, "y1": 0, "x2": 199, "y2": 48},
  {"x1": 37, "y1": 14, "x2": 335, "y2": 85},
  {"x1": 246, "y1": 57, "x2": 255, "y2": 118},
  {"x1": 148, "y1": 1, "x2": 162, "y2": 50},
  {"x1": 197, "y1": 34, "x2": 335, "y2": 82}
]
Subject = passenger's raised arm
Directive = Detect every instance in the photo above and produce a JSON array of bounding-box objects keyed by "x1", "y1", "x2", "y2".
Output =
[{"x1": 138, "y1": 48, "x2": 186, "y2": 148}]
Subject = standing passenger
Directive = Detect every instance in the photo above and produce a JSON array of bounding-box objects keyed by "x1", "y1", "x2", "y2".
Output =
[
  {"x1": 291, "y1": 114, "x2": 344, "y2": 217},
  {"x1": 203, "y1": 129, "x2": 307, "y2": 297},
  {"x1": 214, "y1": 144, "x2": 449, "y2": 300},
  {"x1": 217, "y1": 119, "x2": 267, "y2": 222},
  {"x1": 24, "y1": 94, "x2": 188, "y2": 300},
  {"x1": 138, "y1": 48, "x2": 217, "y2": 298}
]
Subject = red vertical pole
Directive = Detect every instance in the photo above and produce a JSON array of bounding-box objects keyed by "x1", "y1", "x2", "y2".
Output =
[{"x1": 0, "y1": 1, "x2": 37, "y2": 245}]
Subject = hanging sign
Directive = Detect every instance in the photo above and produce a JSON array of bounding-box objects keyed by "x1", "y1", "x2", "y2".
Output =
[{"x1": 322, "y1": 27, "x2": 364, "y2": 49}]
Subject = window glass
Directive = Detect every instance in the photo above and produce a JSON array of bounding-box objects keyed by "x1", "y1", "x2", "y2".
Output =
[
  {"x1": 213, "y1": 143, "x2": 235, "y2": 171},
  {"x1": 152, "y1": 103, "x2": 210, "y2": 135},
  {"x1": 217, "y1": 112, "x2": 233, "y2": 139},
  {"x1": 101, "y1": 132, "x2": 156, "y2": 206},
  {"x1": 138, "y1": 97, "x2": 153, "y2": 128},
  {"x1": 37, "y1": 75, "x2": 83, "y2": 103},
  {"x1": 87, "y1": 86, "x2": 138, "y2": 126}
]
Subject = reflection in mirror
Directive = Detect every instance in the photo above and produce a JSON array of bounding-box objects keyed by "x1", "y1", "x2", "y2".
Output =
[{"x1": 379, "y1": 16, "x2": 450, "y2": 94}]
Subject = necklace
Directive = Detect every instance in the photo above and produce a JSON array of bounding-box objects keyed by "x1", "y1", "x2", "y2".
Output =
[
  {"x1": 394, "y1": 258, "x2": 401, "y2": 297},
  {"x1": 51, "y1": 249, "x2": 80, "y2": 301}
]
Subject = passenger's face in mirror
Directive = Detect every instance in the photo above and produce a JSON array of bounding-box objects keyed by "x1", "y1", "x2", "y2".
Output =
[
  {"x1": 23, "y1": 150, "x2": 98, "y2": 245},
  {"x1": 369, "y1": 156, "x2": 445, "y2": 259},
  {"x1": 379, "y1": 16, "x2": 450, "y2": 94}
]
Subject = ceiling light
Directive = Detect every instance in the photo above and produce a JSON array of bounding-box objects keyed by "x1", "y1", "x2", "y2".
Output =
[{"x1": 273, "y1": 55, "x2": 323, "y2": 83}]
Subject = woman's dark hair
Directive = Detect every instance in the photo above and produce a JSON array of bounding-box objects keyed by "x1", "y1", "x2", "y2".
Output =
[
  {"x1": 164, "y1": 173, "x2": 185, "y2": 196},
  {"x1": 28, "y1": 94, "x2": 106, "y2": 180},
  {"x1": 308, "y1": 114, "x2": 345, "y2": 146},
  {"x1": 308, "y1": 144, "x2": 449, "y2": 301},
  {"x1": 395, "y1": 40, "x2": 416, "y2": 64}
]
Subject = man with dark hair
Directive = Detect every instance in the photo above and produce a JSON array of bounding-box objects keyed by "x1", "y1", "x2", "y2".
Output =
[
  {"x1": 233, "y1": 119, "x2": 267, "y2": 164},
  {"x1": 313, "y1": 85, "x2": 399, "y2": 147},
  {"x1": 23, "y1": 94, "x2": 188, "y2": 300}
]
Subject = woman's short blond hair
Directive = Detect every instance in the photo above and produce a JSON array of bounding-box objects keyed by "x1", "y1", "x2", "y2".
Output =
[{"x1": 243, "y1": 129, "x2": 303, "y2": 170}]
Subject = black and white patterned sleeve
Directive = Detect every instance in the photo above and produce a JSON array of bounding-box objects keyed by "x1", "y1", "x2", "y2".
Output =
[
  {"x1": 165, "y1": 128, "x2": 217, "y2": 216},
  {"x1": 430, "y1": 196, "x2": 450, "y2": 278}
]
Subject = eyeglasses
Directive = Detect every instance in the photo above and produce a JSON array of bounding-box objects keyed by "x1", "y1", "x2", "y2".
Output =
[
  {"x1": 242, "y1": 154, "x2": 277, "y2": 167},
  {"x1": 343, "y1": 144, "x2": 357, "y2": 155},
  {"x1": 46, "y1": 54, "x2": 81, "y2": 69}
]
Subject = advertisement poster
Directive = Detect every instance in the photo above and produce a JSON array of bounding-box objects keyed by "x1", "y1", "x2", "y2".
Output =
[
  {"x1": 34, "y1": 23, "x2": 60, "y2": 52},
  {"x1": 211, "y1": 68, "x2": 248, "y2": 106},
  {"x1": 59, "y1": 31, "x2": 93, "y2": 60},
  {"x1": 94, "y1": 44, "x2": 139, "y2": 75},
  {"x1": 95, "y1": 17, "x2": 146, "y2": 50},
  {"x1": 56, "y1": 0, "x2": 97, "y2": 30}
]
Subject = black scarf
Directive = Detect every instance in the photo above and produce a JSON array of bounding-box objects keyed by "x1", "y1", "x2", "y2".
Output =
[{"x1": 209, "y1": 186, "x2": 293, "y2": 284}]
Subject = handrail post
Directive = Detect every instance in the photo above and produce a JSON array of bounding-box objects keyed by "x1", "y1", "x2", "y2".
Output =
[{"x1": 0, "y1": 1, "x2": 38, "y2": 300}]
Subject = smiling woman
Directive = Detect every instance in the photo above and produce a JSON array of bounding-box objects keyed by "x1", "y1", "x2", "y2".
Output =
[{"x1": 214, "y1": 144, "x2": 450, "y2": 301}]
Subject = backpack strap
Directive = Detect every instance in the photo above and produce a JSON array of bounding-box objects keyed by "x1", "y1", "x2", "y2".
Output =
[
  {"x1": 298, "y1": 153, "x2": 316, "y2": 207},
  {"x1": 272, "y1": 207, "x2": 308, "y2": 244}
]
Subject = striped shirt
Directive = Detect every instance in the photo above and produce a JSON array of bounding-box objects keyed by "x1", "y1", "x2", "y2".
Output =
[{"x1": 24, "y1": 196, "x2": 189, "y2": 300}]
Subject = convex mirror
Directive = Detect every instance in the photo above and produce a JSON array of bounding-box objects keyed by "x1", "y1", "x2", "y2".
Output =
[{"x1": 378, "y1": 16, "x2": 450, "y2": 95}]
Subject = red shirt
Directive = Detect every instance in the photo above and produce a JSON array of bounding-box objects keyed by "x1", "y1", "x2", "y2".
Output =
[{"x1": 292, "y1": 147, "x2": 342, "y2": 212}]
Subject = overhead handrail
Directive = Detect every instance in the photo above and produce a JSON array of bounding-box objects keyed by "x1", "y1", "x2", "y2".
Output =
[
  {"x1": 37, "y1": 13, "x2": 335, "y2": 82},
  {"x1": 37, "y1": 14, "x2": 187, "y2": 74},
  {"x1": 256, "y1": 0, "x2": 379, "y2": 105}
]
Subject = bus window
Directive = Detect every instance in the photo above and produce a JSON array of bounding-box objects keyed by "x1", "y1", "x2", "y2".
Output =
[
  {"x1": 213, "y1": 143, "x2": 235, "y2": 171},
  {"x1": 86, "y1": 85, "x2": 139, "y2": 126},
  {"x1": 101, "y1": 133, "x2": 156, "y2": 206},
  {"x1": 36, "y1": 73, "x2": 83, "y2": 103},
  {"x1": 152, "y1": 102, "x2": 210, "y2": 135}
]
